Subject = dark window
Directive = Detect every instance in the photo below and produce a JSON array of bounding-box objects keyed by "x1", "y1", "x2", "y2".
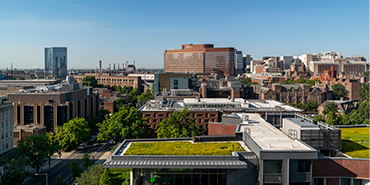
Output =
[
  {"x1": 290, "y1": 160, "x2": 311, "y2": 172},
  {"x1": 264, "y1": 160, "x2": 282, "y2": 173}
]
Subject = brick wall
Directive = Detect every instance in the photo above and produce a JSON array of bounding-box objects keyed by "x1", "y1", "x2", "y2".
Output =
[
  {"x1": 208, "y1": 123, "x2": 237, "y2": 136},
  {"x1": 313, "y1": 159, "x2": 369, "y2": 179}
]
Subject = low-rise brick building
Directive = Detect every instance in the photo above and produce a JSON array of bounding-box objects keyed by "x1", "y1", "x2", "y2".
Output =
[{"x1": 252, "y1": 83, "x2": 333, "y2": 104}]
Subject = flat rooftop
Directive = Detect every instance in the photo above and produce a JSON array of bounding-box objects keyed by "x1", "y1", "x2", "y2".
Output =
[
  {"x1": 286, "y1": 118, "x2": 320, "y2": 130},
  {"x1": 139, "y1": 98, "x2": 303, "y2": 112},
  {"x1": 122, "y1": 141, "x2": 250, "y2": 156},
  {"x1": 238, "y1": 113, "x2": 315, "y2": 151}
]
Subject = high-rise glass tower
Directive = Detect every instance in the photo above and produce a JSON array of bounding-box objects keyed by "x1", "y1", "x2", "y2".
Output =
[{"x1": 45, "y1": 47, "x2": 67, "y2": 79}]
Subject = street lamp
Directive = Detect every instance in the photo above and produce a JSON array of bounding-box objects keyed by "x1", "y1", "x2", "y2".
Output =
[{"x1": 35, "y1": 173, "x2": 48, "y2": 185}]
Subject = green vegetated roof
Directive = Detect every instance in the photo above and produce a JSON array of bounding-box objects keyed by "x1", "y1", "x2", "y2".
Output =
[
  {"x1": 124, "y1": 141, "x2": 245, "y2": 156},
  {"x1": 341, "y1": 127, "x2": 369, "y2": 158}
]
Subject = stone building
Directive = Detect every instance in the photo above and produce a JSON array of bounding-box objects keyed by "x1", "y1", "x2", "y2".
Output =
[
  {"x1": 7, "y1": 78, "x2": 99, "y2": 132},
  {"x1": 252, "y1": 83, "x2": 333, "y2": 104},
  {"x1": 73, "y1": 73, "x2": 143, "y2": 93}
]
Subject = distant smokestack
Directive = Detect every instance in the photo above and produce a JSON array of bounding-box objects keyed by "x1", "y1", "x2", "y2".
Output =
[
  {"x1": 113, "y1": 63, "x2": 115, "y2": 70},
  {"x1": 108, "y1": 63, "x2": 111, "y2": 70},
  {"x1": 99, "y1": 60, "x2": 102, "y2": 72}
]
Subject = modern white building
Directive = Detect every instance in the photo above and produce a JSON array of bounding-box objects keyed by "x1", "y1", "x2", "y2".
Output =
[{"x1": 0, "y1": 96, "x2": 13, "y2": 155}]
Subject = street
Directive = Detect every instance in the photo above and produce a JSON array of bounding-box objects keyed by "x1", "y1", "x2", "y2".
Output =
[{"x1": 23, "y1": 141, "x2": 111, "y2": 185}]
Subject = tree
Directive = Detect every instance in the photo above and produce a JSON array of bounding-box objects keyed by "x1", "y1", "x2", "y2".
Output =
[
  {"x1": 137, "y1": 88, "x2": 154, "y2": 104},
  {"x1": 81, "y1": 154, "x2": 95, "y2": 169},
  {"x1": 0, "y1": 157, "x2": 33, "y2": 185},
  {"x1": 55, "y1": 175, "x2": 66, "y2": 185},
  {"x1": 17, "y1": 77, "x2": 25, "y2": 80},
  {"x1": 331, "y1": 84, "x2": 347, "y2": 100},
  {"x1": 327, "y1": 111, "x2": 335, "y2": 125},
  {"x1": 289, "y1": 102, "x2": 296, "y2": 107},
  {"x1": 364, "y1": 71, "x2": 370, "y2": 76},
  {"x1": 314, "y1": 114, "x2": 326, "y2": 123},
  {"x1": 304, "y1": 100, "x2": 319, "y2": 112},
  {"x1": 76, "y1": 165, "x2": 104, "y2": 185},
  {"x1": 297, "y1": 102, "x2": 304, "y2": 109},
  {"x1": 56, "y1": 117, "x2": 91, "y2": 149},
  {"x1": 97, "y1": 107, "x2": 147, "y2": 142},
  {"x1": 99, "y1": 168, "x2": 112, "y2": 185},
  {"x1": 157, "y1": 108, "x2": 205, "y2": 138},
  {"x1": 70, "y1": 160, "x2": 83, "y2": 179},
  {"x1": 335, "y1": 113, "x2": 344, "y2": 125},
  {"x1": 16, "y1": 134, "x2": 60, "y2": 173},
  {"x1": 86, "y1": 109, "x2": 111, "y2": 133},
  {"x1": 81, "y1": 76, "x2": 98, "y2": 88},
  {"x1": 359, "y1": 83, "x2": 369, "y2": 101},
  {"x1": 322, "y1": 102, "x2": 338, "y2": 116}
]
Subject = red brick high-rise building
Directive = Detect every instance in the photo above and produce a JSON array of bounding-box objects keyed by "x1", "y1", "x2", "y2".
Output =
[{"x1": 164, "y1": 44, "x2": 236, "y2": 76}]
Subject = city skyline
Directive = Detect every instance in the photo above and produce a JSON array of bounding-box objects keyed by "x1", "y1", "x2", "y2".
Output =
[{"x1": 0, "y1": 0, "x2": 368, "y2": 69}]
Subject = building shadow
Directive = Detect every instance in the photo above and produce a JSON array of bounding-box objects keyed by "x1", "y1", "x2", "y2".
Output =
[{"x1": 341, "y1": 139, "x2": 369, "y2": 152}]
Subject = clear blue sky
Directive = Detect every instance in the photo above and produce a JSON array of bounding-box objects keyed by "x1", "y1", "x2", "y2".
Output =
[{"x1": 0, "y1": 0, "x2": 368, "y2": 69}]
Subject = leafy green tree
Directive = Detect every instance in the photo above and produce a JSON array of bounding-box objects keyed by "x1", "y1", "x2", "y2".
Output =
[
  {"x1": 56, "y1": 117, "x2": 91, "y2": 149},
  {"x1": 304, "y1": 100, "x2": 319, "y2": 112},
  {"x1": 289, "y1": 102, "x2": 296, "y2": 107},
  {"x1": 348, "y1": 111, "x2": 362, "y2": 125},
  {"x1": 76, "y1": 165, "x2": 104, "y2": 185},
  {"x1": 114, "y1": 98, "x2": 129, "y2": 112},
  {"x1": 70, "y1": 160, "x2": 83, "y2": 179},
  {"x1": 81, "y1": 76, "x2": 98, "y2": 88},
  {"x1": 359, "y1": 83, "x2": 369, "y2": 101},
  {"x1": 327, "y1": 111, "x2": 335, "y2": 125},
  {"x1": 137, "y1": 88, "x2": 154, "y2": 104},
  {"x1": 16, "y1": 134, "x2": 60, "y2": 173},
  {"x1": 281, "y1": 78, "x2": 321, "y2": 87},
  {"x1": 297, "y1": 102, "x2": 304, "y2": 109},
  {"x1": 81, "y1": 154, "x2": 95, "y2": 169},
  {"x1": 364, "y1": 71, "x2": 370, "y2": 76},
  {"x1": 331, "y1": 83, "x2": 348, "y2": 100},
  {"x1": 0, "y1": 157, "x2": 33, "y2": 185},
  {"x1": 357, "y1": 101, "x2": 369, "y2": 120},
  {"x1": 157, "y1": 108, "x2": 205, "y2": 138},
  {"x1": 335, "y1": 113, "x2": 344, "y2": 125},
  {"x1": 322, "y1": 102, "x2": 338, "y2": 116},
  {"x1": 121, "y1": 86, "x2": 133, "y2": 94},
  {"x1": 99, "y1": 168, "x2": 112, "y2": 185},
  {"x1": 97, "y1": 107, "x2": 147, "y2": 142},
  {"x1": 55, "y1": 175, "x2": 66, "y2": 185},
  {"x1": 242, "y1": 77, "x2": 258, "y2": 86},
  {"x1": 86, "y1": 109, "x2": 111, "y2": 133},
  {"x1": 314, "y1": 114, "x2": 326, "y2": 123},
  {"x1": 17, "y1": 77, "x2": 25, "y2": 80}
]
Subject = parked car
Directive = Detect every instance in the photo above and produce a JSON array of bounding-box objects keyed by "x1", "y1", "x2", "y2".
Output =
[
  {"x1": 77, "y1": 142, "x2": 87, "y2": 150},
  {"x1": 89, "y1": 135, "x2": 97, "y2": 143}
]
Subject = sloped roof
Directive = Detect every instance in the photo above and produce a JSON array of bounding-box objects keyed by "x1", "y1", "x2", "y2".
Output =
[{"x1": 291, "y1": 59, "x2": 303, "y2": 66}]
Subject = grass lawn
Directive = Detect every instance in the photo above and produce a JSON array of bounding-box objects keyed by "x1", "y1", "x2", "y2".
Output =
[
  {"x1": 341, "y1": 127, "x2": 369, "y2": 158},
  {"x1": 124, "y1": 141, "x2": 245, "y2": 155}
]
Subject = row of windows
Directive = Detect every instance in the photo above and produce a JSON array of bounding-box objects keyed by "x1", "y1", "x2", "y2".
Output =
[
  {"x1": 0, "y1": 110, "x2": 12, "y2": 118},
  {"x1": 1, "y1": 142, "x2": 12, "y2": 151},
  {"x1": 1, "y1": 132, "x2": 12, "y2": 139},
  {"x1": 1, "y1": 120, "x2": 12, "y2": 128}
]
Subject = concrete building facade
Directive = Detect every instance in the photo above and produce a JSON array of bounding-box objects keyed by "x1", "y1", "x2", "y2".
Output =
[
  {"x1": 0, "y1": 97, "x2": 14, "y2": 155},
  {"x1": 7, "y1": 80, "x2": 99, "y2": 132}
]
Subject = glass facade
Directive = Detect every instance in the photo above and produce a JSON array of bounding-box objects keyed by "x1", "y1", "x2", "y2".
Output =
[
  {"x1": 45, "y1": 47, "x2": 67, "y2": 79},
  {"x1": 134, "y1": 169, "x2": 226, "y2": 185}
]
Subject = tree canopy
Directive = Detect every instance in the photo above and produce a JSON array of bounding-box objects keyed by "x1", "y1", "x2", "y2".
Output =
[
  {"x1": 97, "y1": 107, "x2": 147, "y2": 142},
  {"x1": 314, "y1": 114, "x2": 326, "y2": 123},
  {"x1": 81, "y1": 76, "x2": 98, "y2": 88},
  {"x1": 157, "y1": 108, "x2": 205, "y2": 138},
  {"x1": 304, "y1": 100, "x2": 319, "y2": 112},
  {"x1": 359, "y1": 83, "x2": 369, "y2": 101},
  {"x1": 281, "y1": 78, "x2": 321, "y2": 87},
  {"x1": 0, "y1": 157, "x2": 33, "y2": 185},
  {"x1": 323, "y1": 102, "x2": 338, "y2": 116},
  {"x1": 76, "y1": 165, "x2": 104, "y2": 185},
  {"x1": 16, "y1": 134, "x2": 60, "y2": 173},
  {"x1": 331, "y1": 84, "x2": 347, "y2": 100},
  {"x1": 55, "y1": 117, "x2": 91, "y2": 149},
  {"x1": 326, "y1": 111, "x2": 335, "y2": 125}
]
